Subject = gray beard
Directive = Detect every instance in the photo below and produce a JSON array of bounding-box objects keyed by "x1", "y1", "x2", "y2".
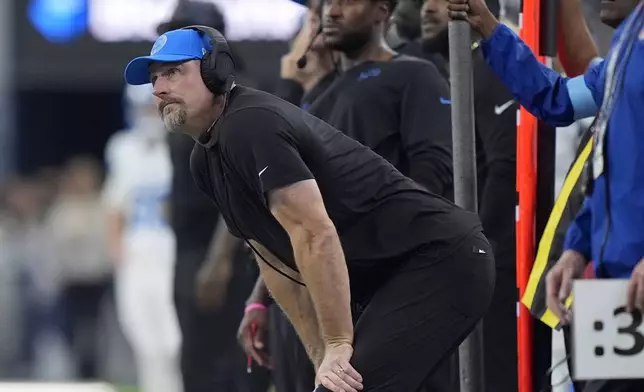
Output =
[{"x1": 162, "y1": 106, "x2": 187, "y2": 133}]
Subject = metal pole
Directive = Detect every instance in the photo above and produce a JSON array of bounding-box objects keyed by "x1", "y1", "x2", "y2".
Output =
[{"x1": 448, "y1": 19, "x2": 485, "y2": 392}]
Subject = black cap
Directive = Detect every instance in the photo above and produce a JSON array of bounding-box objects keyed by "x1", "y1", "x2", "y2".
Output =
[{"x1": 157, "y1": 1, "x2": 226, "y2": 35}]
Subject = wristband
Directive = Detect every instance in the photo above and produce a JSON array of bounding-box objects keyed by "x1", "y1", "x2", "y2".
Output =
[{"x1": 245, "y1": 303, "x2": 267, "y2": 313}]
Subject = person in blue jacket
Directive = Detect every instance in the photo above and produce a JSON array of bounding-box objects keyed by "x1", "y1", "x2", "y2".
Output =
[{"x1": 447, "y1": 2, "x2": 644, "y2": 388}]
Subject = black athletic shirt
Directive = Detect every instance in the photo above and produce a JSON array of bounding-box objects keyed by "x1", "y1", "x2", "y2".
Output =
[
  {"x1": 470, "y1": 47, "x2": 517, "y2": 269},
  {"x1": 273, "y1": 72, "x2": 337, "y2": 110},
  {"x1": 420, "y1": 45, "x2": 517, "y2": 269},
  {"x1": 190, "y1": 86, "x2": 481, "y2": 298},
  {"x1": 394, "y1": 40, "x2": 427, "y2": 60},
  {"x1": 307, "y1": 55, "x2": 453, "y2": 197}
]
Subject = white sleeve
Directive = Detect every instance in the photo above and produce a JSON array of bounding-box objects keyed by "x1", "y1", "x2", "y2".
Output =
[
  {"x1": 102, "y1": 174, "x2": 128, "y2": 212},
  {"x1": 102, "y1": 135, "x2": 129, "y2": 212}
]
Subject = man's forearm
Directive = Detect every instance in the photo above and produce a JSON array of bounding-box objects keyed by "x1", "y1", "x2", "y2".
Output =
[
  {"x1": 202, "y1": 216, "x2": 242, "y2": 279},
  {"x1": 290, "y1": 226, "x2": 354, "y2": 347},
  {"x1": 196, "y1": 217, "x2": 242, "y2": 294},
  {"x1": 557, "y1": 0, "x2": 598, "y2": 76},
  {"x1": 251, "y1": 241, "x2": 325, "y2": 367},
  {"x1": 247, "y1": 276, "x2": 271, "y2": 306},
  {"x1": 265, "y1": 181, "x2": 353, "y2": 357},
  {"x1": 476, "y1": 9, "x2": 500, "y2": 39},
  {"x1": 207, "y1": 216, "x2": 242, "y2": 260}
]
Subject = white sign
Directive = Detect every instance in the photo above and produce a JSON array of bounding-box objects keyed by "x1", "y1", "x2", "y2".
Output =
[
  {"x1": 572, "y1": 280, "x2": 644, "y2": 380},
  {"x1": 88, "y1": 0, "x2": 306, "y2": 42}
]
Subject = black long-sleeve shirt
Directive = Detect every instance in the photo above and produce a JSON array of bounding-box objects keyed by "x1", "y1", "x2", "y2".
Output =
[
  {"x1": 471, "y1": 47, "x2": 518, "y2": 269},
  {"x1": 274, "y1": 72, "x2": 337, "y2": 109},
  {"x1": 417, "y1": 45, "x2": 517, "y2": 268},
  {"x1": 307, "y1": 55, "x2": 454, "y2": 197}
]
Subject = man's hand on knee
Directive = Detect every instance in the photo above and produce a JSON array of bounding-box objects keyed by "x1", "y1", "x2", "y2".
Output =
[{"x1": 315, "y1": 343, "x2": 363, "y2": 392}]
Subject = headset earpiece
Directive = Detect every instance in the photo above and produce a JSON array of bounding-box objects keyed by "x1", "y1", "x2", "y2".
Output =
[{"x1": 181, "y1": 25, "x2": 235, "y2": 95}]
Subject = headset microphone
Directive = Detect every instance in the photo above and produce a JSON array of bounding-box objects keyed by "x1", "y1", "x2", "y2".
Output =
[
  {"x1": 296, "y1": 27, "x2": 323, "y2": 69},
  {"x1": 296, "y1": 54, "x2": 308, "y2": 70}
]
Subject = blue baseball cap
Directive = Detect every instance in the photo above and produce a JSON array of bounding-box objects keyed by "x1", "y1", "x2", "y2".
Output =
[{"x1": 124, "y1": 29, "x2": 212, "y2": 85}]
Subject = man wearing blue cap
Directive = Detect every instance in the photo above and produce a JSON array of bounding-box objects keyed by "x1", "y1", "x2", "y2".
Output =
[
  {"x1": 152, "y1": 4, "x2": 268, "y2": 392},
  {"x1": 124, "y1": 25, "x2": 495, "y2": 392}
]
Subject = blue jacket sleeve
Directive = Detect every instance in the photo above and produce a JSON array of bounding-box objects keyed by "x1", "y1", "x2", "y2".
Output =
[
  {"x1": 480, "y1": 24, "x2": 601, "y2": 126},
  {"x1": 563, "y1": 197, "x2": 592, "y2": 261}
]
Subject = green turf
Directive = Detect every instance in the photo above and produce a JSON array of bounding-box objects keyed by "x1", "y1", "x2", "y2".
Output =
[{"x1": 116, "y1": 386, "x2": 138, "y2": 392}]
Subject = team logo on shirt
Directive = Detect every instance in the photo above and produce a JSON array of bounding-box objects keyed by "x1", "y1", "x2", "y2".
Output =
[
  {"x1": 151, "y1": 34, "x2": 168, "y2": 55},
  {"x1": 357, "y1": 68, "x2": 381, "y2": 81}
]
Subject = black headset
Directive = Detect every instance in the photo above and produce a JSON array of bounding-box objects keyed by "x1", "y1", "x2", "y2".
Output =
[{"x1": 181, "y1": 25, "x2": 236, "y2": 95}]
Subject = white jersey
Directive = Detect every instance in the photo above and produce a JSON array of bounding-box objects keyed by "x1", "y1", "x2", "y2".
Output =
[{"x1": 103, "y1": 130, "x2": 175, "y2": 263}]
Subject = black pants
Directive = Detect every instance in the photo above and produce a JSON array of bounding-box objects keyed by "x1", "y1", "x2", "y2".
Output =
[
  {"x1": 418, "y1": 353, "x2": 459, "y2": 392},
  {"x1": 60, "y1": 279, "x2": 112, "y2": 380},
  {"x1": 269, "y1": 304, "x2": 316, "y2": 392},
  {"x1": 317, "y1": 232, "x2": 495, "y2": 392},
  {"x1": 482, "y1": 267, "x2": 519, "y2": 392},
  {"x1": 419, "y1": 267, "x2": 518, "y2": 392},
  {"x1": 174, "y1": 251, "x2": 270, "y2": 392}
]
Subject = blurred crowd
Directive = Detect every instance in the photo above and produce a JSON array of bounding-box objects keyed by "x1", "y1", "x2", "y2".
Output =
[{"x1": 0, "y1": 158, "x2": 115, "y2": 380}]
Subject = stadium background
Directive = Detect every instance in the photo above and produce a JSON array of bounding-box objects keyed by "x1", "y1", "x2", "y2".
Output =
[{"x1": 0, "y1": 0, "x2": 616, "y2": 391}]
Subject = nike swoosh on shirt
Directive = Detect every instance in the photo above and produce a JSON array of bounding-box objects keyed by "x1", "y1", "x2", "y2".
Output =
[
  {"x1": 259, "y1": 166, "x2": 268, "y2": 176},
  {"x1": 494, "y1": 100, "x2": 515, "y2": 115}
]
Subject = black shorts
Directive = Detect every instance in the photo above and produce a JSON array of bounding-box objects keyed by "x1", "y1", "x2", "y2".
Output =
[{"x1": 318, "y1": 231, "x2": 496, "y2": 392}]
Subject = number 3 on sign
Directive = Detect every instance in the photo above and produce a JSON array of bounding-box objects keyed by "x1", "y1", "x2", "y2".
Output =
[{"x1": 572, "y1": 280, "x2": 644, "y2": 380}]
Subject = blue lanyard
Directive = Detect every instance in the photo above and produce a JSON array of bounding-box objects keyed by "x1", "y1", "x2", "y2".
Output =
[{"x1": 592, "y1": 4, "x2": 643, "y2": 179}]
